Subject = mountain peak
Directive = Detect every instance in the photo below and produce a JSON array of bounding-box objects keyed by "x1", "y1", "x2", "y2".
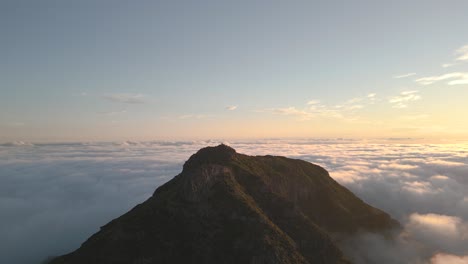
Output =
[
  {"x1": 183, "y1": 144, "x2": 236, "y2": 171},
  {"x1": 49, "y1": 146, "x2": 399, "y2": 264}
]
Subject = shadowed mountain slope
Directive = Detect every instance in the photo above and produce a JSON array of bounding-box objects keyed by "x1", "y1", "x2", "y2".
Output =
[{"x1": 50, "y1": 144, "x2": 399, "y2": 264}]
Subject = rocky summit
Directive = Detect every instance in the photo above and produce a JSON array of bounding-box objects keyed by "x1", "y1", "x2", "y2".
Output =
[{"x1": 50, "y1": 144, "x2": 399, "y2": 264}]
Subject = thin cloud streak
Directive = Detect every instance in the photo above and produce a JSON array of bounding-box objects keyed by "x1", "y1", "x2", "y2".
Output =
[
  {"x1": 442, "y1": 63, "x2": 456, "y2": 68},
  {"x1": 394, "y1": 73, "x2": 416, "y2": 79},
  {"x1": 415, "y1": 72, "x2": 468, "y2": 86}
]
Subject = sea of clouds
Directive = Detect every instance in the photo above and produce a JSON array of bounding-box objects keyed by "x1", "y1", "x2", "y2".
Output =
[{"x1": 1, "y1": 139, "x2": 467, "y2": 264}]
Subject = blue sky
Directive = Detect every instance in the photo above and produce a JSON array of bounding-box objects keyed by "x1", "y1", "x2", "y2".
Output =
[{"x1": 2, "y1": 0, "x2": 468, "y2": 141}]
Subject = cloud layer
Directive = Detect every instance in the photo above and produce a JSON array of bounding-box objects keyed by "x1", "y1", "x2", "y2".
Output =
[{"x1": 1, "y1": 139, "x2": 467, "y2": 263}]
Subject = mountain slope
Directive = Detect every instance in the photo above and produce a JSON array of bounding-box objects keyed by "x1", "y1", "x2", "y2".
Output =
[{"x1": 50, "y1": 144, "x2": 398, "y2": 264}]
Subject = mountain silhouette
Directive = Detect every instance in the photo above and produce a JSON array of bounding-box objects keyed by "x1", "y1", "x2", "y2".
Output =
[{"x1": 50, "y1": 144, "x2": 399, "y2": 264}]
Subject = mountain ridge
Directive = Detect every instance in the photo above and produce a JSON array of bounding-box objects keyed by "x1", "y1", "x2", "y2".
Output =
[{"x1": 50, "y1": 144, "x2": 399, "y2": 264}]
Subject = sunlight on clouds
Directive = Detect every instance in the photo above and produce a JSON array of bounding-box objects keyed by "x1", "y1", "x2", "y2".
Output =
[
  {"x1": 263, "y1": 93, "x2": 382, "y2": 124},
  {"x1": 379, "y1": 163, "x2": 419, "y2": 170},
  {"x1": 415, "y1": 72, "x2": 468, "y2": 85},
  {"x1": 404, "y1": 212, "x2": 468, "y2": 258},
  {"x1": 426, "y1": 159, "x2": 466, "y2": 166},
  {"x1": 388, "y1": 90, "x2": 421, "y2": 108},
  {"x1": 402, "y1": 181, "x2": 434, "y2": 194},
  {"x1": 431, "y1": 253, "x2": 468, "y2": 264},
  {"x1": 2, "y1": 140, "x2": 468, "y2": 264},
  {"x1": 269, "y1": 107, "x2": 315, "y2": 121},
  {"x1": 455, "y1": 45, "x2": 468, "y2": 62},
  {"x1": 330, "y1": 170, "x2": 366, "y2": 184},
  {"x1": 430, "y1": 175, "x2": 450, "y2": 181},
  {"x1": 408, "y1": 213, "x2": 464, "y2": 239}
]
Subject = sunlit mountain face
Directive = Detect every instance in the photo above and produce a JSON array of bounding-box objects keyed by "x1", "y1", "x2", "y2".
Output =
[{"x1": 1, "y1": 139, "x2": 467, "y2": 263}]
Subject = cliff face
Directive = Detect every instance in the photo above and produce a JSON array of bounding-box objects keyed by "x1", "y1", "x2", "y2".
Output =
[{"x1": 50, "y1": 145, "x2": 399, "y2": 264}]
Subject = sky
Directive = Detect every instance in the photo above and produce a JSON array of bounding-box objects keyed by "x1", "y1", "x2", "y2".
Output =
[{"x1": 2, "y1": 0, "x2": 468, "y2": 141}]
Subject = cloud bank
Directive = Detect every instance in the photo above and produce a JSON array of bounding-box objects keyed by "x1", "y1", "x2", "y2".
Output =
[{"x1": 1, "y1": 139, "x2": 467, "y2": 263}]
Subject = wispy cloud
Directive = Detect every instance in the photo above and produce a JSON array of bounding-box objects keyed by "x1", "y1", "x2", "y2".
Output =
[
  {"x1": 415, "y1": 72, "x2": 468, "y2": 85},
  {"x1": 103, "y1": 93, "x2": 146, "y2": 104},
  {"x1": 262, "y1": 93, "x2": 379, "y2": 121},
  {"x1": 441, "y1": 63, "x2": 455, "y2": 68},
  {"x1": 266, "y1": 107, "x2": 315, "y2": 121},
  {"x1": 307, "y1": 100, "x2": 320, "y2": 105},
  {"x1": 343, "y1": 93, "x2": 378, "y2": 108},
  {"x1": 437, "y1": 44, "x2": 468, "y2": 69},
  {"x1": 455, "y1": 45, "x2": 468, "y2": 62},
  {"x1": 225, "y1": 105, "x2": 238, "y2": 111},
  {"x1": 346, "y1": 97, "x2": 363, "y2": 104},
  {"x1": 389, "y1": 91, "x2": 421, "y2": 109},
  {"x1": 412, "y1": 45, "x2": 468, "y2": 85},
  {"x1": 394, "y1": 73, "x2": 416, "y2": 79}
]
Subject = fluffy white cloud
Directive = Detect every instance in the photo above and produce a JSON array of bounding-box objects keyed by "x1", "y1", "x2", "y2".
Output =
[
  {"x1": 0, "y1": 141, "x2": 209, "y2": 264},
  {"x1": 431, "y1": 253, "x2": 468, "y2": 264},
  {"x1": 1, "y1": 139, "x2": 467, "y2": 264},
  {"x1": 407, "y1": 213, "x2": 464, "y2": 239}
]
